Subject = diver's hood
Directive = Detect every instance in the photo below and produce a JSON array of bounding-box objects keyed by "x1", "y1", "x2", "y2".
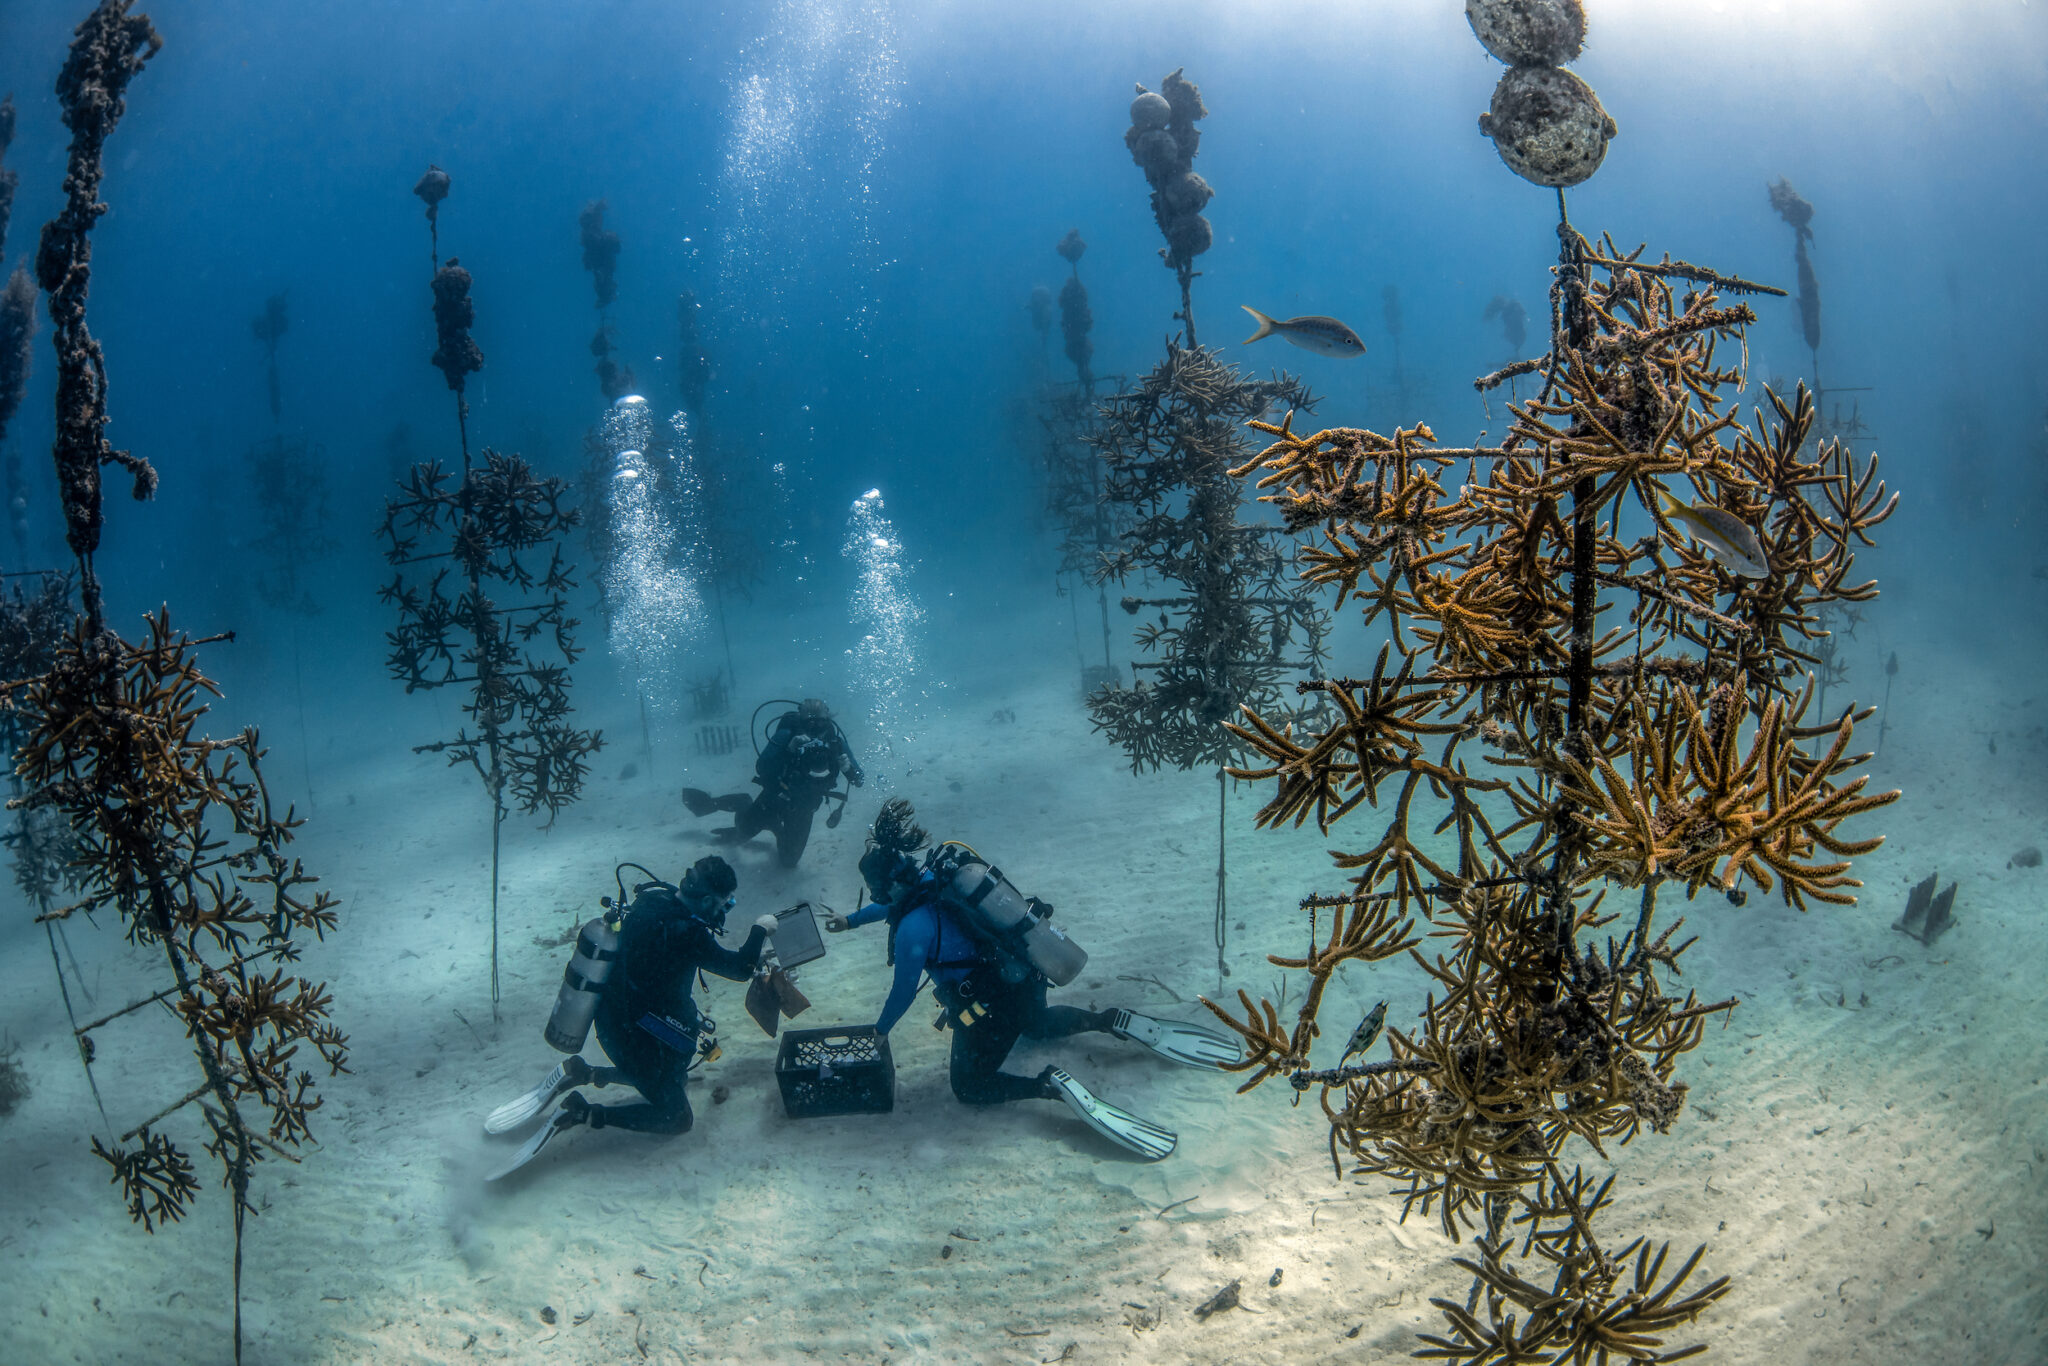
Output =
[{"x1": 859, "y1": 847, "x2": 915, "y2": 902}]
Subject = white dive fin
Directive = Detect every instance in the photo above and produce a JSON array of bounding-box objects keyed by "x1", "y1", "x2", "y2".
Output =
[
  {"x1": 1043, "y1": 1067, "x2": 1176, "y2": 1161},
  {"x1": 1241, "y1": 305, "x2": 1277, "y2": 345},
  {"x1": 484, "y1": 1056, "x2": 589, "y2": 1135},
  {"x1": 1110, "y1": 1009, "x2": 1243, "y2": 1070},
  {"x1": 485, "y1": 1106, "x2": 580, "y2": 1181}
]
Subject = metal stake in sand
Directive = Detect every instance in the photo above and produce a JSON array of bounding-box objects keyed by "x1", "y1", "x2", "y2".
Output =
[{"x1": 1877, "y1": 650, "x2": 1897, "y2": 755}]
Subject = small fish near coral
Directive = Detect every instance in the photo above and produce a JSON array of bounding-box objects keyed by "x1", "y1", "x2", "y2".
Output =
[
  {"x1": 1653, "y1": 488, "x2": 1770, "y2": 579},
  {"x1": 1340, "y1": 1000, "x2": 1387, "y2": 1063},
  {"x1": 1239, "y1": 307, "x2": 1366, "y2": 358}
]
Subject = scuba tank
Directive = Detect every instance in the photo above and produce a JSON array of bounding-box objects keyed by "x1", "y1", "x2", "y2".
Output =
[
  {"x1": 932, "y1": 847, "x2": 1088, "y2": 986},
  {"x1": 543, "y1": 910, "x2": 623, "y2": 1053}
]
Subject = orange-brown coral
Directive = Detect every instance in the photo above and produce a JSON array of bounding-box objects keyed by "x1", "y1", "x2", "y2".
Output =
[{"x1": 1201, "y1": 225, "x2": 1897, "y2": 1362}]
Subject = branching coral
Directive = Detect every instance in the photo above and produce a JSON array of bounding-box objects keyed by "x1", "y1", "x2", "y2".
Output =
[
  {"x1": 1092, "y1": 74, "x2": 1333, "y2": 973},
  {"x1": 244, "y1": 435, "x2": 336, "y2": 615},
  {"x1": 249, "y1": 292, "x2": 287, "y2": 423},
  {"x1": 1039, "y1": 230, "x2": 1122, "y2": 687},
  {"x1": 1087, "y1": 342, "x2": 1328, "y2": 773},
  {"x1": 5, "y1": 20, "x2": 347, "y2": 1363},
  {"x1": 1205, "y1": 222, "x2": 1896, "y2": 1362},
  {"x1": 580, "y1": 200, "x2": 633, "y2": 400},
  {"x1": 0, "y1": 94, "x2": 19, "y2": 255},
  {"x1": 384, "y1": 173, "x2": 601, "y2": 1010},
  {"x1": 378, "y1": 452, "x2": 600, "y2": 817},
  {"x1": 0, "y1": 93, "x2": 33, "y2": 460}
]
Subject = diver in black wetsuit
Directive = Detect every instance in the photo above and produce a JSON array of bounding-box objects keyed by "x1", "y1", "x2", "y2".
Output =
[
  {"x1": 681, "y1": 698, "x2": 865, "y2": 868},
  {"x1": 485, "y1": 856, "x2": 773, "y2": 1177}
]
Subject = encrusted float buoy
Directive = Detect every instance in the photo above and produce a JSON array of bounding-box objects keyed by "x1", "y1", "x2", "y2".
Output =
[
  {"x1": 1129, "y1": 89, "x2": 1171, "y2": 131},
  {"x1": 1465, "y1": 0, "x2": 1587, "y2": 67},
  {"x1": 1478, "y1": 64, "x2": 1617, "y2": 188}
]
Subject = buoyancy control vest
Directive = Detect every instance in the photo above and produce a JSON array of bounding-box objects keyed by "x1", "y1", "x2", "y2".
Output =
[{"x1": 923, "y1": 843, "x2": 1089, "y2": 986}]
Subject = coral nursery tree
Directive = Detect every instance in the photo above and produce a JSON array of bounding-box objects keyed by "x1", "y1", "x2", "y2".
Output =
[
  {"x1": 380, "y1": 168, "x2": 601, "y2": 1015},
  {"x1": 1203, "y1": 217, "x2": 1900, "y2": 1366},
  {"x1": 6, "y1": 5, "x2": 347, "y2": 1362},
  {"x1": 1087, "y1": 69, "x2": 1330, "y2": 976},
  {"x1": 1038, "y1": 229, "x2": 1125, "y2": 693},
  {"x1": 1200, "y1": 10, "x2": 1899, "y2": 1354}
]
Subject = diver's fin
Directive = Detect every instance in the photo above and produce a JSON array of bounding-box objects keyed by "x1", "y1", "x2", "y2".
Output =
[
  {"x1": 484, "y1": 1055, "x2": 591, "y2": 1135},
  {"x1": 1109, "y1": 1009, "x2": 1243, "y2": 1070},
  {"x1": 485, "y1": 1096, "x2": 587, "y2": 1181},
  {"x1": 1241, "y1": 305, "x2": 1276, "y2": 345},
  {"x1": 683, "y1": 789, "x2": 753, "y2": 816},
  {"x1": 1042, "y1": 1067, "x2": 1176, "y2": 1161}
]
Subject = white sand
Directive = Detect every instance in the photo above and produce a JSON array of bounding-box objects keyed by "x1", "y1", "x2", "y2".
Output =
[{"x1": 2, "y1": 598, "x2": 2043, "y2": 1365}]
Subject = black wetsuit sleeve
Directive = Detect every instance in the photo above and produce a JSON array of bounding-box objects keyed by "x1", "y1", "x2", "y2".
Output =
[{"x1": 691, "y1": 923, "x2": 769, "y2": 982}]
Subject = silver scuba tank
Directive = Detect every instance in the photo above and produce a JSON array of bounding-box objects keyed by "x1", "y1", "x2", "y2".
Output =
[
  {"x1": 543, "y1": 915, "x2": 622, "y2": 1053},
  {"x1": 941, "y1": 861, "x2": 1088, "y2": 986}
]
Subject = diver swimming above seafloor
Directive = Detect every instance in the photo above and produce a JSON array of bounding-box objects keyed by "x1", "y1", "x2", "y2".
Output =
[
  {"x1": 824, "y1": 798, "x2": 1240, "y2": 1161},
  {"x1": 682, "y1": 697, "x2": 865, "y2": 868},
  {"x1": 483, "y1": 856, "x2": 774, "y2": 1180}
]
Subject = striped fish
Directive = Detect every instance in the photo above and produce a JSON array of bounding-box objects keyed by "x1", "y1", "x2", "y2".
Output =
[
  {"x1": 1241, "y1": 306, "x2": 1366, "y2": 358},
  {"x1": 1341, "y1": 1000, "x2": 1388, "y2": 1063}
]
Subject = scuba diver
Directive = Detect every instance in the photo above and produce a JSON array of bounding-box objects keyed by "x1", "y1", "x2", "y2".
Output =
[
  {"x1": 825, "y1": 799, "x2": 1241, "y2": 1161},
  {"x1": 682, "y1": 697, "x2": 865, "y2": 868},
  {"x1": 483, "y1": 856, "x2": 774, "y2": 1179}
]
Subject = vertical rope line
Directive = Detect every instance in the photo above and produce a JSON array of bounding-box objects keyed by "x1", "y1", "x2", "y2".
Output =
[
  {"x1": 45, "y1": 920, "x2": 115, "y2": 1139},
  {"x1": 489, "y1": 797, "x2": 503, "y2": 1011},
  {"x1": 230, "y1": 1149, "x2": 248, "y2": 1366},
  {"x1": 1214, "y1": 768, "x2": 1228, "y2": 977},
  {"x1": 1066, "y1": 574, "x2": 1084, "y2": 677},
  {"x1": 292, "y1": 623, "x2": 314, "y2": 809}
]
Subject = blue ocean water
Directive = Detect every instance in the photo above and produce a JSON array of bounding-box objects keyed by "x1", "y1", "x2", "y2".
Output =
[{"x1": 0, "y1": 2, "x2": 2043, "y2": 1362}]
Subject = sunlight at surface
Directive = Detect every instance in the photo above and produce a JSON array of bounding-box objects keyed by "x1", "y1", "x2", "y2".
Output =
[{"x1": 1560, "y1": 0, "x2": 2046, "y2": 102}]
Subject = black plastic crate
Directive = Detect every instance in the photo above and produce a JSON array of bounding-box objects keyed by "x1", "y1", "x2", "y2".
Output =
[{"x1": 775, "y1": 1025, "x2": 895, "y2": 1118}]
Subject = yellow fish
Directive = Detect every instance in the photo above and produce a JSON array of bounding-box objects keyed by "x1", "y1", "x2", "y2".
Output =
[{"x1": 1654, "y1": 488, "x2": 1770, "y2": 578}]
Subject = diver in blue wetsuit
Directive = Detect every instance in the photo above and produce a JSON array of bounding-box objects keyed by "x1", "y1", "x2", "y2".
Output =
[
  {"x1": 839, "y1": 852, "x2": 1113, "y2": 1104},
  {"x1": 824, "y1": 801, "x2": 1242, "y2": 1160}
]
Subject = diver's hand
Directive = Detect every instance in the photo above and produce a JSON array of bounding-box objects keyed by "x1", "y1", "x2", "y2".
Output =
[
  {"x1": 848, "y1": 768, "x2": 866, "y2": 788},
  {"x1": 824, "y1": 914, "x2": 851, "y2": 933},
  {"x1": 753, "y1": 913, "x2": 779, "y2": 934}
]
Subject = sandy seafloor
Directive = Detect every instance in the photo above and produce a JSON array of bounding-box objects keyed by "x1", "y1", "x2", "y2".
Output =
[{"x1": 1, "y1": 592, "x2": 2044, "y2": 1366}]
